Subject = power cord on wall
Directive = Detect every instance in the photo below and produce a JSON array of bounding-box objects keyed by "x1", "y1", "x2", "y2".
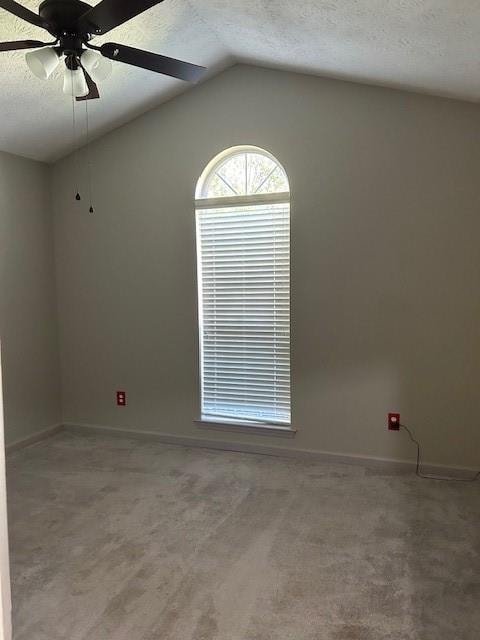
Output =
[{"x1": 400, "y1": 423, "x2": 480, "y2": 483}]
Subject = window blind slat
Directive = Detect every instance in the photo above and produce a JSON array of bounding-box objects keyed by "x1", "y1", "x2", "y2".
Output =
[{"x1": 197, "y1": 202, "x2": 291, "y2": 425}]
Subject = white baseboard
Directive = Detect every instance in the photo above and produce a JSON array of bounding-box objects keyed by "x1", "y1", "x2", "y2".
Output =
[
  {"x1": 6, "y1": 424, "x2": 64, "y2": 454},
  {"x1": 63, "y1": 422, "x2": 479, "y2": 479}
]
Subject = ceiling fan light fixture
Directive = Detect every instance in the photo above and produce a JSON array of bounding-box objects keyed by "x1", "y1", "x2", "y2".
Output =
[
  {"x1": 25, "y1": 47, "x2": 59, "y2": 80},
  {"x1": 63, "y1": 68, "x2": 89, "y2": 98},
  {"x1": 2, "y1": 0, "x2": 206, "y2": 103},
  {"x1": 81, "y1": 49, "x2": 112, "y2": 83}
]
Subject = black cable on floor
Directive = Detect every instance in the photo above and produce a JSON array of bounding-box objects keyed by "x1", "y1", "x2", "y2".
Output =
[{"x1": 400, "y1": 423, "x2": 480, "y2": 483}]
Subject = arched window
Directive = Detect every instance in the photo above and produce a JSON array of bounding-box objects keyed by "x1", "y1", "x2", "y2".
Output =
[{"x1": 195, "y1": 146, "x2": 291, "y2": 427}]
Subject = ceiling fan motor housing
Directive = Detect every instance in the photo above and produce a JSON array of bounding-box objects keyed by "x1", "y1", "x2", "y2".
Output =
[{"x1": 39, "y1": 0, "x2": 95, "y2": 37}]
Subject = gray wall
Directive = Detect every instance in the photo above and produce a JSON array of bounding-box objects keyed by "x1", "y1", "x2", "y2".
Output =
[
  {"x1": 0, "y1": 151, "x2": 61, "y2": 445},
  {"x1": 52, "y1": 65, "x2": 480, "y2": 468}
]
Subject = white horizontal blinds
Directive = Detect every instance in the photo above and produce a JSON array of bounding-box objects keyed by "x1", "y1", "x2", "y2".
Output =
[{"x1": 197, "y1": 202, "x2": 291, "y2": 424}]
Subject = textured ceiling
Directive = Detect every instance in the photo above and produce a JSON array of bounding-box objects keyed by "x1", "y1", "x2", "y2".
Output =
[{"x1": 1, "y1": 0, "x2": 480, "y2": 162}]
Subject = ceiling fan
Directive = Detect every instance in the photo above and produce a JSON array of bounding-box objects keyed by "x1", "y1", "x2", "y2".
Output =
[{"x1": 0, "y1": 0, "x2": 206, "y2": 100}]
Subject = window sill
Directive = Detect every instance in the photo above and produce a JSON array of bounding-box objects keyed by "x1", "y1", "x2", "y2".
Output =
[{"x1": 195, "y1": 419, "x2": 297, "y2": 438}]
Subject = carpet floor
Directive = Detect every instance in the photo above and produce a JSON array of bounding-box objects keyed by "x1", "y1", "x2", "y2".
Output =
[{"x1": 6, "y1": 430, "x2": 480, "y2": 640}]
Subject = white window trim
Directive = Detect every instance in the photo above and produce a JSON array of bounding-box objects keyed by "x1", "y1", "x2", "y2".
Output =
[
  {"x1": 195, "y1": 418, "x2": 297, "y2": 438},
  {"x1": 195, "y1": 191, "x2": 290, "y2": 211}
]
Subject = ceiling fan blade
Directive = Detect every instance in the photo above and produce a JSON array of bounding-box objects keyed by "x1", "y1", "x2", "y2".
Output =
[
  {"x1": 76, "y1": 0, "x2": 164, "y2": 36},
  {"x1": 76, "y1": 69, "x2": 100, "y2": 101},
  {"x1": 0, "y1": 39, "x2": 49, "y2": 52},
  {"x1": 100, "y1": 43, "x2": 206, "y2": 82},
  {"x1": 0, "y1": 0, "x2": 50, "y2": 30}
]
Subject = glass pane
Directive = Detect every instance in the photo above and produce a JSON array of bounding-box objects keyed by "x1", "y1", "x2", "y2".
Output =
[
  {"x1": 216, "y1": 153, "x2": 246, "y2": 196},
  {"x1": 205, "y1": 173, "x2": 235, "y2": 198},
  {"x1": 247, "y1": 154, "x2": 276, "y2": 194},
  {"x1": 204, "y1": 152, "x2": 288, "y2": 198},
  {"x1": 254, "y1": 166, "x2": 289, "y2": 194}
]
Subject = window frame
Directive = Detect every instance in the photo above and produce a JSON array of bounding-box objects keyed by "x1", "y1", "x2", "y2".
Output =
[{"x1": 195, "y1": 146, "x2": 294, "y2": 434}]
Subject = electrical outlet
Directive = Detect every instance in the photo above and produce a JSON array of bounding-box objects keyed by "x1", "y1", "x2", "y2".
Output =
[
  {"x1": 116, "y1": 390, "x2": 126, "y2": 406},
  {"x1": 388, "y1": 412, "x2": 400, "y2": 430}
]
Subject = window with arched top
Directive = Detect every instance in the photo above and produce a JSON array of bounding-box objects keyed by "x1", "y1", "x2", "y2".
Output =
[
  {"x1": 195, "y1": 146, "x2": 291, "y2": 427},
  {"x1": 196, "y1": 147, "x2": 290, "y2": 200}
]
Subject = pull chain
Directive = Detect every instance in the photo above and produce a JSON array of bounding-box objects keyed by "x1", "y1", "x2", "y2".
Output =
[
  {"x1": 84, "y1": 98, "x2": 94, "y2": 213},
  {"x1": 70, "y1": 68, "x2": 81, "y2": 202}
]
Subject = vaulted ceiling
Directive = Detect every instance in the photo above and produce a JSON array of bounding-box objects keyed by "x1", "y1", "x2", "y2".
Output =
[{"x1": 1, "y1": 0, "x2": 479, "y2": 162}]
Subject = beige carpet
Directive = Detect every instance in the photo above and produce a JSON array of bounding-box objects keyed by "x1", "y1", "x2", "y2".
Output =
[{"x1": 7, "y1": 430, "x2": 480, "y2": 639}]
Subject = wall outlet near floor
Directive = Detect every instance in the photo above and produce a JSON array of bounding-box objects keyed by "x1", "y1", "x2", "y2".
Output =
[
  {"x1": 116, "y1": 390, "x2": 126, "y2": 406},
  {"x1": 388, "y1": 412, "x2": 400, "y2": 430}
]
